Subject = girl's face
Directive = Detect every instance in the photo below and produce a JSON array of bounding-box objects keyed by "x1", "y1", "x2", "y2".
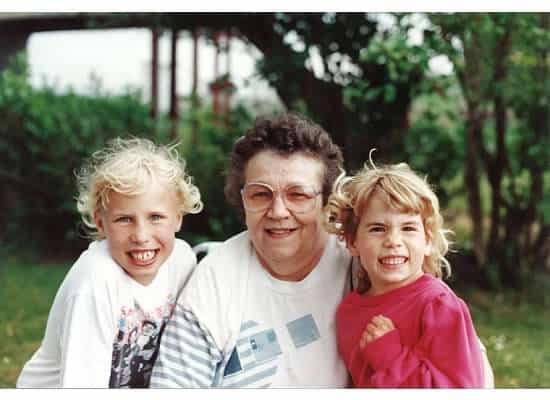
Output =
[
  {"x1": 94, "y1": 179, "x2": 183, "y2": 286},
  {"x1": 348, "y1": 189, "x2": 432, "y2": 296}
]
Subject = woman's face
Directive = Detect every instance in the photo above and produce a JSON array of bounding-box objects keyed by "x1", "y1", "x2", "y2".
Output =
[{"x1": 243, "y1": 150, "x2": 328, "y2": 281}]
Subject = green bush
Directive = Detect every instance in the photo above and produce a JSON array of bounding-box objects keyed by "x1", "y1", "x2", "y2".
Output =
[
  {"x1": 0, "y1": 53, "x2": 258, "y2": 256},
  {"x1": 0, "y1": 53, "x2": 157, "y2": 256},
  {"x1": 176, "y1": 104, "x2": 255, "y2": 244}
]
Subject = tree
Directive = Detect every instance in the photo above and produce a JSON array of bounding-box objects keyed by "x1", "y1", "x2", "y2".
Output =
[
  {"x1": 426, "y1": 13, "x2": 550, "y2": 287},
  {"x1": 237, "y1": 13, "x2": 431, "y2": 169},
  {"x1": 99, "y1": 13, "x2": 432, "y2": 169}
]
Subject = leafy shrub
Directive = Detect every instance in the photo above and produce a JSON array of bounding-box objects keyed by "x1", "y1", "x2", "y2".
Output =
[
  {"x1": 177, "y1": 104, "x2": 255, "y2": 244},
  {"x1": 0, "y1": 53, "x2": 156, "y2": 257},
  {"x1": 0, "y1": 53, "x2": 257, "y2": 257}
]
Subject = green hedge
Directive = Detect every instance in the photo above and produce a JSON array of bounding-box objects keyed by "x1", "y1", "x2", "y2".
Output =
[
  {"x1": 0, "y1": 54, "x2": 157, "y2": 256},
  {"x1": 0, "y1": 54, "x2": 256, "y2": 258}
]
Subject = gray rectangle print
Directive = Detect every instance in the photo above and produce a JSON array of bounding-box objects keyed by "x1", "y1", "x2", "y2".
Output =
[{"x1": 286, "y1": 314, "x2": 321, "y2": 348}]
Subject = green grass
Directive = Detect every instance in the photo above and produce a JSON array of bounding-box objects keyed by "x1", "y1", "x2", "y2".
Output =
[
  {"x1": 0, "y1": 260, "x2": 69, "y2": 388},
  {"x1": 459, "y1": 289, "x2": 550, "y2": 388},
  {"x1": 1, "y1": 260, "x2": 548, "y2": 388}
]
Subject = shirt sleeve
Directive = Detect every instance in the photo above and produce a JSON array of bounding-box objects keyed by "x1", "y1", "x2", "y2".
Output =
[
  {"x1": 58, "y1": 291, "x2": 115, "y2": 387},
  {"x1": 150, "y1": 303, "x2": 224, "y2": 388},
  {"x1": 361, "y1": 292, "x2": 484, "y2": 388}
]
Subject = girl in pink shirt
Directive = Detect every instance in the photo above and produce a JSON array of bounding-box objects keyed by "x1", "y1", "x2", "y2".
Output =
[{"x1": 324, "y1": 158, "x2": 485, "y2": 388}]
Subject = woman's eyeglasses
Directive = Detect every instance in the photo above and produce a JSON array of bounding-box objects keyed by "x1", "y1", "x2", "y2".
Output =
[{"x1": 241, "y1": 182, "x2": 321, "y2": 213}]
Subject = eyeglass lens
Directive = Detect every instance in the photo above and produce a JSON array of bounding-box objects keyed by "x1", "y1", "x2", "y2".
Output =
[{"x1": 242, "y1": 183, "x2": 319, "y2": 213}]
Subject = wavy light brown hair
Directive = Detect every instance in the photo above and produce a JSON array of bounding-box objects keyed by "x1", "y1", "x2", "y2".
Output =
[
  {"x1": 76, "y1": 137, "x2": 203, "y2": 240},
  {"x1": 324, "y1": 156, "x2": 451, "y2": 290}
]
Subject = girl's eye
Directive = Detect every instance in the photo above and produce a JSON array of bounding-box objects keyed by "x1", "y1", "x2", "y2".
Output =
[
  {"x1": 403, "y1": 225, "x2": 419, "y2": 232},
  {"x1": 151, "y1": 214, "x2": 164, "y2": 221},
  {"x1": 115, "y1": 216, "x2": 131, "y2": 223},
  {"x1": 369, "y1": 226, "x2": 385, "y2": 232}
]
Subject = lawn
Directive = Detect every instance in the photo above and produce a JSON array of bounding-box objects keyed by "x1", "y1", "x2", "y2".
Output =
[
  {"x1": 1, "y1": 260, "x2": 548, "y2": 388},
  {"x1": 0, "y1": 260, "x2": 69, "y2": 388},
  {"x1": 458, "y1": 288, "x2": 550, "y2": 388}
]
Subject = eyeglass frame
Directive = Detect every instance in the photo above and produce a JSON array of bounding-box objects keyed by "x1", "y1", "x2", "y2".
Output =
[{"x1": 240, "y1": 181, "x2": 322, "y2": 214}]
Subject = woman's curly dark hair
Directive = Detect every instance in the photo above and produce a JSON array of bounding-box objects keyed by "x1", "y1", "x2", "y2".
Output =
[{"x1": 224, "y1": 112, "x2": 344, "y2": 220}]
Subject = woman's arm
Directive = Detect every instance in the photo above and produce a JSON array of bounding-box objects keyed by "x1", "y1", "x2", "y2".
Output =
[{"x1": 150, "y1": 303, "x2": 223, "y2": 388}]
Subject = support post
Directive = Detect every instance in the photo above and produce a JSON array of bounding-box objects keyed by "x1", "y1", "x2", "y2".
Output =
[
  {"x1": 169, "y1": 29, "x2": 179, "y2": 140},
  {"x1": 150, "y1": 27, "x2": 159, "y2": 120}
]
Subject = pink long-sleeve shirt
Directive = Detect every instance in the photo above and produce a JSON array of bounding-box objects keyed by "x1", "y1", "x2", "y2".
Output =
[{"x1": 336, "y1": 274, "x2": 484, "y2": 388}]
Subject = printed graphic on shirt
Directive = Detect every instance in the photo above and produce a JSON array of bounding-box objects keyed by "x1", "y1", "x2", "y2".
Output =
[
  {"x1": 221, "y1": 320, "x2": 280, "y2": 388},
  {"x1": 286, "y1": 314, "x2": 321, "y2": 348},
  {"x1": 220, "y1": 315, "x2": 321, "y2": 387},
  {"x1": 249, "y1": 329, "x2": 282, "y2": 362},
  {"x1": 109, "y1": 295, "x2": 176, "y2": 388}
]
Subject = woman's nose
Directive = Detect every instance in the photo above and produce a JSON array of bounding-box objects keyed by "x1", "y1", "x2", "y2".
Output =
[{"x1": 267, "y1": 192, "x2": 291, "y2": 218}]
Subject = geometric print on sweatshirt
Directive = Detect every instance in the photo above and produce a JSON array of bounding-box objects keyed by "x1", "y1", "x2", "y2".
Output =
[
  {"x1": 220, "y1": 320, "x2": 280, "y2": 388},
  {"x1": 220, "y1": 313, "x2": 322, "y2": 388}
]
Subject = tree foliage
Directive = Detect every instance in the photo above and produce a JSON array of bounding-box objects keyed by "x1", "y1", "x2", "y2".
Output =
[
  {"x1": 424, "y1": 13, "x2": 550, "y2": 288},
  {"x1": 176, "y1": 104, "x2": 254, "y2": 243},
  {"x1": 103, "y1": 13, "x2": 434, "y2": 169},
  {"x1": 2, "y1": 13, "x2": 548, "y2": 292},
  {"x1": 240, "y1": 13, "x2": 432, "y2": 169}
]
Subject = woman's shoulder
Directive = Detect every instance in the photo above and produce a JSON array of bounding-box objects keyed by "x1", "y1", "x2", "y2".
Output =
[
  {"x1": 160, "y1": 238, "x2": 199, "y2": 288},
  {"x1": 195, "y1": 231, "x2": 252, "y2": 274},
  {"x1": 169, "y1": 238, "x2": 197, "y2": 267},
  {"x1": 327, "y1": 235, "x2": 353, "y2": 264}
]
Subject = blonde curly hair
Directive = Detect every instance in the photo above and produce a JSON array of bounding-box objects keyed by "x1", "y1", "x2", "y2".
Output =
[
  {"x1": 76, "y1": 137, "x2": 203, "y2": 240},
  {"x1": 324, "y1": 153, "x2": 451, "y2": 291}
]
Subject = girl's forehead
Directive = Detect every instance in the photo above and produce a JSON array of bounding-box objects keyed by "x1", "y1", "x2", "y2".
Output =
[{"x1": 361, "y1": 189, "x2": 423, "y2": 218}]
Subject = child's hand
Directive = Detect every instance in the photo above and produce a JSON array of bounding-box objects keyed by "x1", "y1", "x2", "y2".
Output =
[{"x1": 359, "y1": 315, "x2": 395, "y2": 349}]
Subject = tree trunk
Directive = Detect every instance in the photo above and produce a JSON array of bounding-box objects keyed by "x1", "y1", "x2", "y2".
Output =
[
  {"x1": 236, "y1": 15, "x2": 380, "y2": 168},
  {"x1": 464, "y1": 106, "x2": 485, "y2": 266},
  {"x1": 460, "y1": 19, "x2": 486, "y2": 267},
  {"x1": 528, "y1": 14, "x2": 550, "y2": 269},
  {"x1": 487, "y1": 21, "x2": 512, "y2": 255}
]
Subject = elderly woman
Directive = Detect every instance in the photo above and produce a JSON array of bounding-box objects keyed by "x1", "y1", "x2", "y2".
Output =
[{"x1": 151, "y1": 112, "x2": 493, "y2": 388}]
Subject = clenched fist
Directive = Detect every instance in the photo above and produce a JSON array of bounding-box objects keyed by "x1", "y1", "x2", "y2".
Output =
[{"x1": 359, "y1": 315, "x2": 395, "y2": 349}]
